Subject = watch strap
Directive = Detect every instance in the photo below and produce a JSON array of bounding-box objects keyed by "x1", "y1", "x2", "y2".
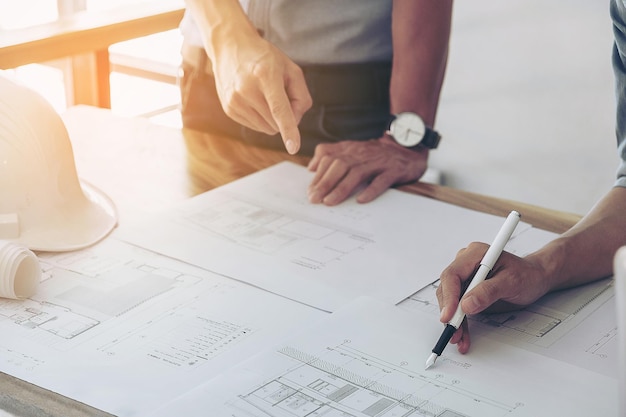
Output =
[{"x1": 421, "y1": 127, "x2": 441, "y2": 149}]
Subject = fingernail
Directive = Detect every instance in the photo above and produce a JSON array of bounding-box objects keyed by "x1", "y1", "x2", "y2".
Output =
[
  {"x1": 285, "y1": 139, "x2": 296, "y2": 154},
  {"x1": 308, "y1": 191, "x2": 320, "y2": 203},
  {"x1": 462, "y1": 296, "x2": 479, "y2": 314}
]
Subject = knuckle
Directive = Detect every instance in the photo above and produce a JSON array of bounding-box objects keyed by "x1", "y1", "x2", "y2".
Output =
[
  {"x1": 479, "y1": 282, "x2": 501, "y2": 305},
  {"x1": 330, "y1": 158, "x2": 349, "y2": 172},
  {"x1": 251, "y1": 61, "x2": 271, "y2": 78},
  {"x1": 303, "y1": 93, "x2": 313, "y2": 108},
  {"x1": 315, "y1": 182, "x2": 333, "y2": 197},
  {"x1": 221, "y1": 90, "x2": 244, "y2": 114},
  {"x1": 331, "y1": 181, "x2": 353, "y2": 197},
  {"x1": 372, "y1": 172, "x2": 397, "y2": 189},
  {"x1": 269, "y1": 100, "x2": 288, "y2": 117},
  {"x1": 435, "y1": 286, "x2": 444, "y2": 303},
  {"x1": 291, "y1": 63, "x2": 305, "y2": 78},
  {"x1": 313, "y1": 143, "x2": 331, "y2": 156},
  {"x1": 348, "y1": 164, "x2": 367, "y2": 179}
]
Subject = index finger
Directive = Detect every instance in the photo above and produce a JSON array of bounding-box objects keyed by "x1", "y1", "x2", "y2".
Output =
[
  {"x1": 437, "y1": 268, "x2": 463, "y2": 323},
  {"x1": 265, "y1": 85, "x2": 301, "y2": 155},
  {"x1": 437, "y1": 244, "x2": 487, "y2": 322}
]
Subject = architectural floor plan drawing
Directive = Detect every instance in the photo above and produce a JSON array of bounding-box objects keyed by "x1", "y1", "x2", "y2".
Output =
[
  {"x1": 226, "y1": 343, "x2": 515, "y2": 417},
  {"x1": 2, "y1": 244, "x2": 204, "y2": 351},
  {"x1": 186, "y1": 197, "x2": 376, "y2": 269},
  {"x1": 149, "y1": 297, "x2": 617, "y2": 417},
  {"x1": 0, "y1": 238, "x2": 325, "y2": 416},
  {"x1": 0, "y1": 296, "x2": 99, "y2": 341},
  {"x1": 119, "y1": 162, "x2": 531, "y2": 312},
  {"x1": 399, "y1": 277, "x2": 617, "y2": 377}
]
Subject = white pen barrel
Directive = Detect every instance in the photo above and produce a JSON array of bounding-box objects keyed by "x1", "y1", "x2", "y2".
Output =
[
  {"x1": 447, "y1": 211, "x2": 520, "y2": 329},
  {"x1": 449, "y1": 304, "x2": 467, "y2": 328},
  {"x1": 480, "y1": 211, "x2": 521, "y2": 269},
  {"x1": 449, "y1": 265, "x2": 489, "y2": 327}
]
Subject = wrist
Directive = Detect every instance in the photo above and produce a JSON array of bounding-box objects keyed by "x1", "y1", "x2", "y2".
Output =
[
  {"x1": 207, "y1": 23, "x2": 259, "y2": 59},
  {"x1": 380, "y1": 134, "x2": 430, "y2": 157},
  {"x1": 525, "y1": 237, "x2": 570, "y2": 293},
  {"x1": 197, "y1": 1, "x2": 259, "y2": 61},
  {"x1": 385, "y1": 112, "x2": 441, "y2": 150}
]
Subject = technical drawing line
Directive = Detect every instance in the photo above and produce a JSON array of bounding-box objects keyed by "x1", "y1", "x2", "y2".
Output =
[
  {"x1": 225, "y1": 191, "x2": 376, "y2": 239},
  {"x1": 585, "y1": 327, "x2": 617, "y2": 358},
  {"x1": 273, "y1": 344, "x2": 519, "y2": 416},
  {"x1": 402, "y1": 277, "x2": 615, "y2": 351}
]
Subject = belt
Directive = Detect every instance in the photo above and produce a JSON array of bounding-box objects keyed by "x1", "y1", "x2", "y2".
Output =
[{"x1": 181, "y1": 44, "x2": 391, "y2": 106}]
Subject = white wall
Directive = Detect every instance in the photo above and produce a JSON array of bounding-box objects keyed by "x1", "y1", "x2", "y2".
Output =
[{"x1": 431, "y1": 0, "x2": 618, "y2": 215}]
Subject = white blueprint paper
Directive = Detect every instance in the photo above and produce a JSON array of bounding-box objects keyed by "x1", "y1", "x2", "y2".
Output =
[
  {"x1": 148, "y1": 296, "x2": 617, "y2": 417},
  {"x1": 402, "y1": 277, "x2": 617, "y2": 378},
  {"x1": 401, "y1": 226, "x2": 619, "y2": 378},
  {"x1": 0, "y1": 239, "x2": 325, "y2": 416},
  {"x1": 117, "y1": 161, "x2": 531, "y2": 312},
  {"x1": 614, "y1": 247, "x2": 626, "y2": 417}
]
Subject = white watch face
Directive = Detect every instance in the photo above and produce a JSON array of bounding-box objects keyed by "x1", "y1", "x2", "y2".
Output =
[{"x1": 389, "y1": 112, "x2": 426, "y2": 147}]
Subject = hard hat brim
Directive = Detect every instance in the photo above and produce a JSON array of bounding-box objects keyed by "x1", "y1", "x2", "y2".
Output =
[{"x1": 23, "y1": 180, "x2": 118, "y2": 253}]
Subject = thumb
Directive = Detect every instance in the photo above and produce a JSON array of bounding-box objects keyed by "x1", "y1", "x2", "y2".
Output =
[{"x1": 460, "y1": 279, "x2": 503, "y2": 315}]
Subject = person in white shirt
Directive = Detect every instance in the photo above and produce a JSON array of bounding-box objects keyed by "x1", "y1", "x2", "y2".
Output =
[{"x1": 180, "y1": 0, "x2": 452, "y2": 206}]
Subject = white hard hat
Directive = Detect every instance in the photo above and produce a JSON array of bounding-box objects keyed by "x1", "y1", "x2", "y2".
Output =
[{"x1": 0, "y1": 74, "x2": 117, "y2": 252}]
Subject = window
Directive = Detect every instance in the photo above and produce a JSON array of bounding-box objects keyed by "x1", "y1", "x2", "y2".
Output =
[
  {"x1": 0, "y1": 1, "x2": 59, "y2": 30},
  {"x1": 0, "y1": 0, "x2": 183, "y2": 127}
]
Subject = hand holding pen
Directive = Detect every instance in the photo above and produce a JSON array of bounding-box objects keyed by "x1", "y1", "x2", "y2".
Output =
[{"x1": 426, "y1": 211, "x2": 521, "y2": 369}]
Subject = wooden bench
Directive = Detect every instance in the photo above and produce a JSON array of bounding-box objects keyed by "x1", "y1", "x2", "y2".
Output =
[{"x1": 0, "y1": 1, "x2": 185, "y2": 108}]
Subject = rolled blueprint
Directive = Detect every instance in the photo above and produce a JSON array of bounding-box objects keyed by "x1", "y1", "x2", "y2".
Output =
[{"x1": 0, "y1": 239, "x2": 40, "y2": 299}]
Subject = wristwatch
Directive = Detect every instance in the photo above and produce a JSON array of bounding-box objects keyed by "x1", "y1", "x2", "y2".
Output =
[{"x1": 386, "y1": 112, "x2": 441, "y2": 149}]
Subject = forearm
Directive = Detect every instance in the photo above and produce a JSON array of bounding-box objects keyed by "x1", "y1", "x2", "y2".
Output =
[
  {"x1": 184, "y1": 0, "x2": 259, "y2": 61},
  {"x1": 528, "y1": 186, "x2": 626, "y2": 290},
  {"x1": 390, "y1": 0, "x2": 453, "y2": 126}
]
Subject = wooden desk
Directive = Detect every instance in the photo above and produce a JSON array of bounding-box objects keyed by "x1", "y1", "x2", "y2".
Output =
[
  {"x1": 63, "y1": 106, "x2": 581, "y2": 234},
  {"x1": 0, "y1": 106, "x2": 581, "y2": 417}
]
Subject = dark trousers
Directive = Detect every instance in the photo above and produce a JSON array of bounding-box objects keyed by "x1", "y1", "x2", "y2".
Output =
[{"x1": 179, "y1": 45, "x2": 391, "y2": 156}]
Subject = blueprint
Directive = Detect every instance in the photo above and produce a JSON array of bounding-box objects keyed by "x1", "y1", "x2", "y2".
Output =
[
  {"x1": 401, "y1": 278, "x2": 616, "y2": 377},
  {"x1": 117, "y1": 161, "x2": 531, "y2": 312},
  {"x1": 149, "y1": 297, "x2": 618, "y2": 417},
  {"x1": 399, "y1": 225, "x2": 618, "y2": 378},
  {"x1": 0, "y1": 240, "x2": 41, "y2": 300},
  {"x1": 0, "y1": 239, "x2": 325, "y2": 416},
  {"x1": 2, "y1": 163, "x2": 613, "y2": 416}
]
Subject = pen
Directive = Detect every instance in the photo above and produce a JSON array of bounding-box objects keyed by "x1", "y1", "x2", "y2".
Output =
[{"x1": 425, "y1": 210, "x2": 521, "y2": 370}]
